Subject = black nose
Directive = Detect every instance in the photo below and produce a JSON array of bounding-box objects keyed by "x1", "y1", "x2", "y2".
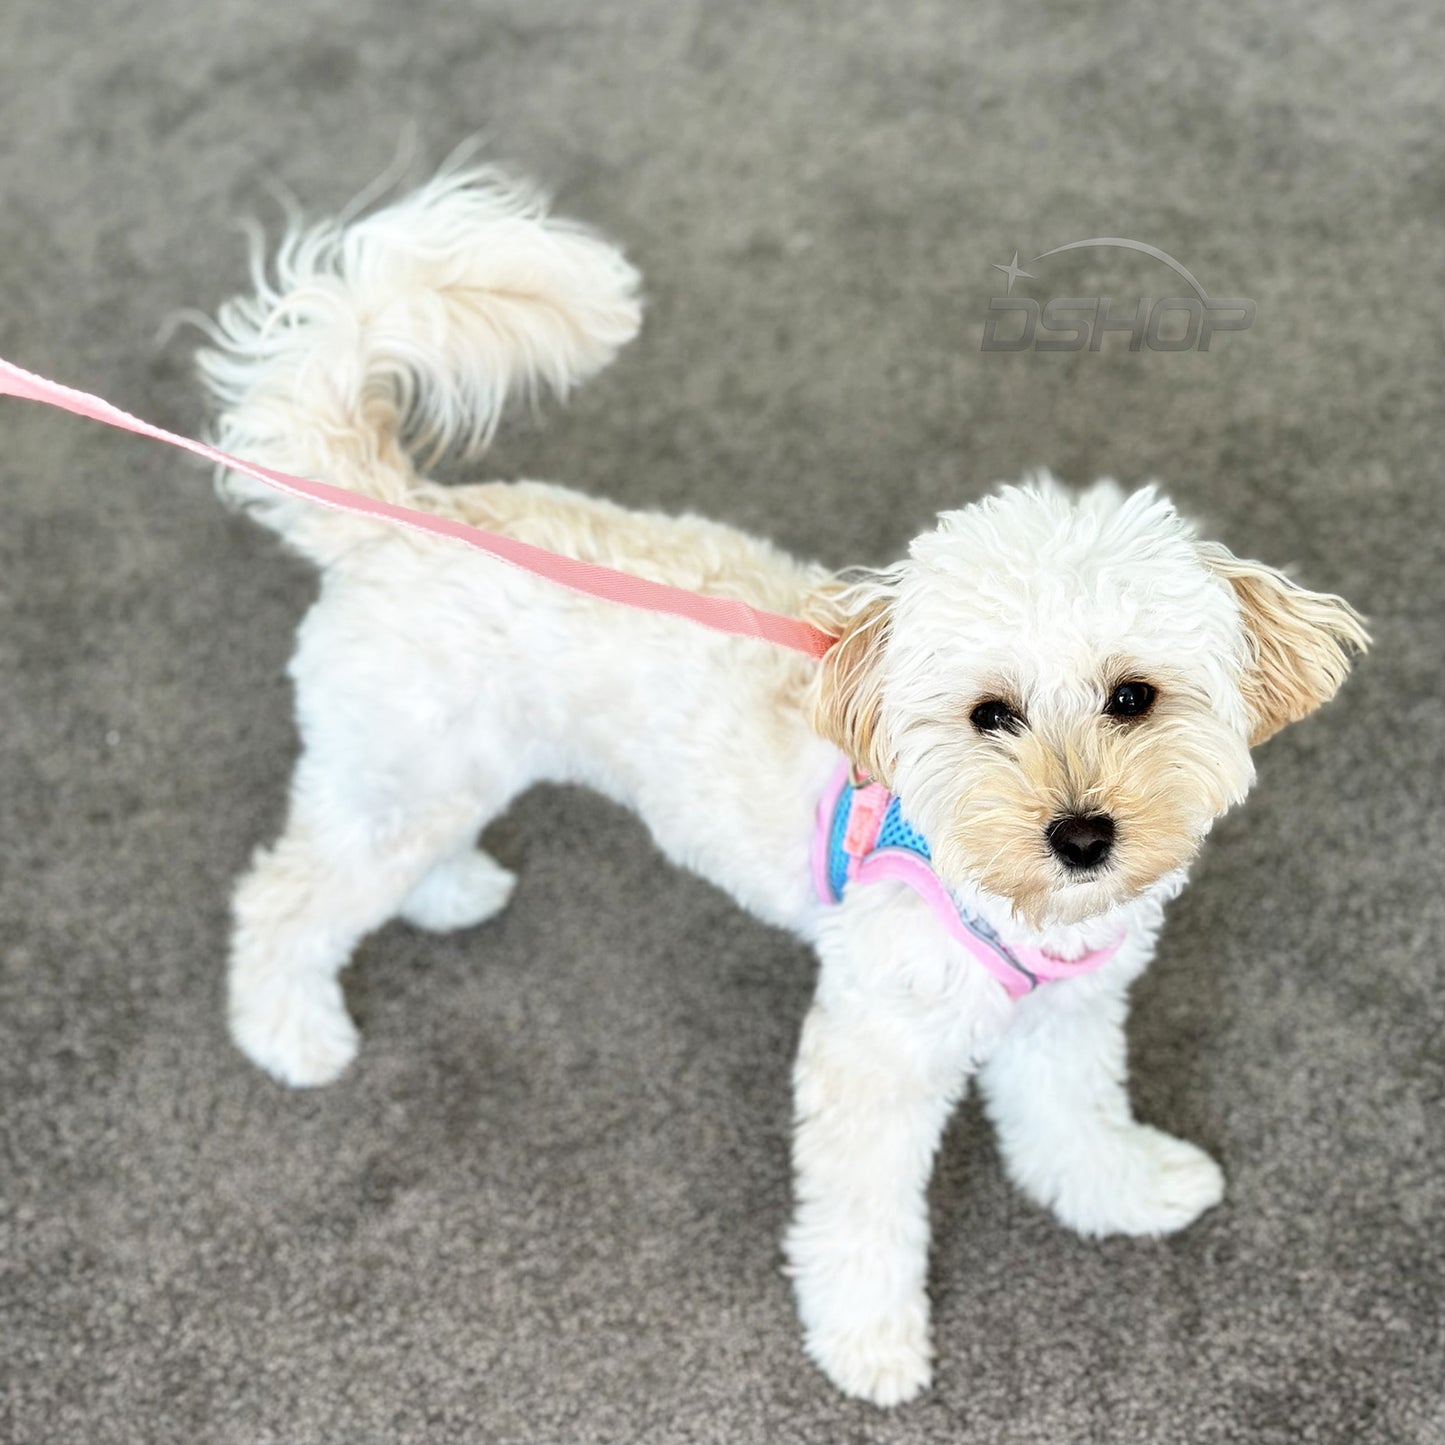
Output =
[{"x1": 1047, "y1": 814, "x2": 1115, "y2": 871}]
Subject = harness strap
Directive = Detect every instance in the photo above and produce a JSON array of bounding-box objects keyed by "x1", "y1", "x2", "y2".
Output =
[{"x1": 812, "y1": 760, "x2": 1124, "y2": 999}]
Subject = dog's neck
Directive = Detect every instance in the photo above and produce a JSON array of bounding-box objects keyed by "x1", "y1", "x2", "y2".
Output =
[
  {"x1": 951, "y1": 869, "x2": 1185, "y2": 961},
  {"x1": 827, "y1": 757, "x2": 1183, "y2": 962}
]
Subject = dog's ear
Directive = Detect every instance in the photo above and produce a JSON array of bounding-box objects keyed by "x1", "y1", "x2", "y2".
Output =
[
  {"x1": 1200, "y1": 543, "x2": 1368, "y2": 745},
  {"x1": 807, "y1": 582, "x2": 897, "y2": 786}
]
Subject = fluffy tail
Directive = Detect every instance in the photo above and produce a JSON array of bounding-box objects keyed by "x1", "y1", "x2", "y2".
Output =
[{"x1": 197, "y1": 164, "x2": 642, "y2": 562}]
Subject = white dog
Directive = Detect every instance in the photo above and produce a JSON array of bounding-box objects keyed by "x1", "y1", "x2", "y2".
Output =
[{"x1": 198, "y1": 166, "x2": 1365, "y2": 1406}]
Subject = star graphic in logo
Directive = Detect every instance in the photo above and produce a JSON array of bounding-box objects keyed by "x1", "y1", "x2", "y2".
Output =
[{"x1": 991, "y1": 250, "x2": 1035, "y2": 295}]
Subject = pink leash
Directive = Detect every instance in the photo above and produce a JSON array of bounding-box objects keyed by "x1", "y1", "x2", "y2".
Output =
[{"x1": 0, "y1": 356, "x2": 838, "y2": 661}]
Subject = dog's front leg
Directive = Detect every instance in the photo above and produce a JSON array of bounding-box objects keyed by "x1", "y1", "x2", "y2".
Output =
[
  {"x1": 977, "y1": 978, "x2": 1224, "y2": 1238},
  {"x1": 784, "y1": 898, "x2": 985, "y2": 1407}
]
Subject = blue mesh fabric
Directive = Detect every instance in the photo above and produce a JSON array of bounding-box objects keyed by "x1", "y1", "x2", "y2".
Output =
[
  {"x1": 827, "y1": 785, "x2": 853, "y2": 900},
  {"x1": 875, "y1": 798, "x2": 932, "y2": 859},
  {"x1": 824, "y1": 778, "x2": 1039, "y2": 993},
  {"x1": 827, "y1": 786, "x2": 932, "y2": 903}
]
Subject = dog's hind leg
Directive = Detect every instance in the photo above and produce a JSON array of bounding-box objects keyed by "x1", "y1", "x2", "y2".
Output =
[
  {"x1": 228, "y1": 743, "x2": 518, "y2": 1089},
  {"x1": 399, "y1": 847, "x2": 516, "y2": 933}
]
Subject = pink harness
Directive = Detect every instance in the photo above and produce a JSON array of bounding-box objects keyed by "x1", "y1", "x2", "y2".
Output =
[{"x1": 812, "y1": 761, "x2": 1123, "y2": 999}]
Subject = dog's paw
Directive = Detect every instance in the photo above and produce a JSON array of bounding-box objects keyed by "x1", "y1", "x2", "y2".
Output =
[
  {"x1": 400, "y1": 850, "x2": 516, "y2": 934},
  {"x1": 804, "y1": 1309, "x2": 933, "y2": 1408},
  {"x1": 1051, "y1": 1125, "x2": 1224, "y2": 1238},
  {"x1": 230, "y1": 976, "x2": 359, "y2": 1088}
]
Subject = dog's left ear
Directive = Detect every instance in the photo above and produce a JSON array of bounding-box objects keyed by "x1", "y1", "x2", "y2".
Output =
[
  {"x1": 1200, "y1": 543, "x2": 1369, "y2": 745},
  {"x1": 807, "y1": 582, "x2": 897, "y2": 786}
]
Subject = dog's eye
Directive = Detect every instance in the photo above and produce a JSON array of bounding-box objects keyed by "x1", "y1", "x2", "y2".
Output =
[
  {"x1": 970, "y1": 699, "x2": 1023, "y2": 734},
  {"x1": 1105, "y1": 681, "x2": 1157, "y2": 718}
]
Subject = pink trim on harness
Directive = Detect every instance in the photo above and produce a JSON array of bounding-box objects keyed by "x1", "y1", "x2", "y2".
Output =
[{"x1": 812, "y1": 760, "x2": 1123, "y2": 999}]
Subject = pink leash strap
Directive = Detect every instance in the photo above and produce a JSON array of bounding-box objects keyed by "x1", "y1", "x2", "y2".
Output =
[{"x1": 0, "y1": 356, "x2": 838, "y2": 661}]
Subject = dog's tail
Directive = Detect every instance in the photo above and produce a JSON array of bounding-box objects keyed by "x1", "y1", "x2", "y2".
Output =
[{"x1": 197, "y1": 164, "x2": 642, "y2": 563}]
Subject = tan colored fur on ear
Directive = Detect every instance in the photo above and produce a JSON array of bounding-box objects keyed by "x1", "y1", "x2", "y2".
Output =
[
  {"x1": 1200, "y1": 543, "x2": 1369, "y2": 745},
  {"x1": 806, "y1": 584, "x2": 897, "y2": 786}
]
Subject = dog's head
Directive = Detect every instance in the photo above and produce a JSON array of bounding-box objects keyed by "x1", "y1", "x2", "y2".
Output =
[{"x1": 810, "y1": 478, "x2": 1366, "y2": 928}]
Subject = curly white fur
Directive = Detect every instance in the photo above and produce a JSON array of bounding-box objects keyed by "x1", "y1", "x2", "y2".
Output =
[{"x1": 196, "y1": 167, "x2": 1365, "y2": 1407}]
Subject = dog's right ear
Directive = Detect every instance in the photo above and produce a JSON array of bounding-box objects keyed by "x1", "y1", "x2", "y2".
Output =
[
  {"x1": 1199, "y1": 543, "x2": 1369, "y2": 745},
  {"x1": 808, "y1": 583, "x2": 897, "y2": 787}
]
